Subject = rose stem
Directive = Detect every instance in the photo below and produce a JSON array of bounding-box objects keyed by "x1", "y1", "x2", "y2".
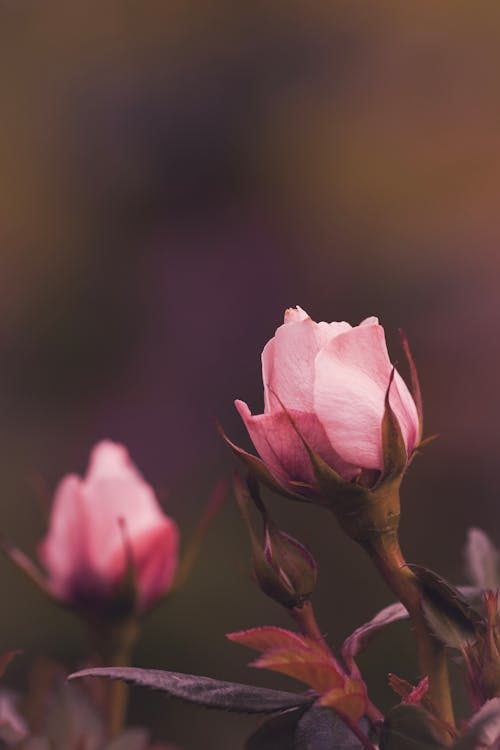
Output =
[
  {"x1": 290, "y1": 600, "x2": 330, "y2": 652},
  {"x1": 290, "y1": 600, "x2": 385, "y2": 726},
  {"x1": 341, "y1": 715, "x2": 379, "y2": 750},
  {"x1": 365, "y1": 531, "x2": 454, "y2": 737},
  {"x1": 89, "y1": 617, "x2": 139, "y2": 738}
]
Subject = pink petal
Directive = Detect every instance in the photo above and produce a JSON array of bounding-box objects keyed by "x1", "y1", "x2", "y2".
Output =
[
  {"x1": 81, "y1": 442, "x2": 169, "y2": 578},
  {"x1": 261, "y1": 310, "x2": 353, "y2": 416},
  {"x1": 313, "y1": 323, "x2": 419, "y2": 469},
  {"x1": 284, "y1": 306, "x2": 309, "y2": 324},
  {"x1": 38, "y1": 475, "x2": 93, "y2": 600},
  {"x1": 133, "y1": 519, "x2": 179, "y2": 611},
  {"x1": 261, "y1": 337, "x2": 275, "y2": 413},
  {"x1": 235, "y1": 400, "x2": 358, "y2": 493},
  {"x1": 39, "y1": 441, "x2": 179, "y2": 609},
  {"x1": 264, "y1": 316, "x2": 320, "y2": 412}
]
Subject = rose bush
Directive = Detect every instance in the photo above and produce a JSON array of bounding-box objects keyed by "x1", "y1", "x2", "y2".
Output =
[
  {"x1": 38, "y1": 441, "x2": 179, "y2": 613},
  {"x1": 235, "y1": 306, "x2": 420, "y2": 495}
]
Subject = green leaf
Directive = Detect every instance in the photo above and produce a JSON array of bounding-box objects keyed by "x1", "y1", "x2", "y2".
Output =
[
  {"x1": 218, "y1": 423, "x2": 308, "y2": 503},
  {"x1": 306, "y1": 448, "x2": 365, "y2": 509},
  {"x1": 410, "y1": 565, "x2": 484, "y2": 649},
  {"x1": 379, "y1": 705, "x2": 445, "y2": 750},
  {"x1": 69, "y1": 667, "x2": 314, "y2": 714}
]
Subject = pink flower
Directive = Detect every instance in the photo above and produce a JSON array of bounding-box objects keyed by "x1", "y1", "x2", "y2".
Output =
[
  {"x1": 235, "y1": 307, "x2": 420, "y2": 494},
  {"x1": 38, "y1": 441, "x2": 179, "y2": 614}
]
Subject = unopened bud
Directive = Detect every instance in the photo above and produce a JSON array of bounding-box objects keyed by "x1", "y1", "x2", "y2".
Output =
[{"x1": 234, "y1": 472, "x2": 317, "y2": 608}]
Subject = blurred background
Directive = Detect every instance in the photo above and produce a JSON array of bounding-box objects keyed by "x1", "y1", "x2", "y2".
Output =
[{"x1": 1, "y1": 2, "x2": 500, "y2": 746}]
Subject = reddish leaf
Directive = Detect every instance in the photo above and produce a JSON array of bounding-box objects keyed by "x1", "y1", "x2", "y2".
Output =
[
  {"x1": 227, "y1": 626, "x2": 324, "y2": 656},
  {"x1": 318, "y1": 679, "x2": 367, "y2": 722},
  {"x1": 252, "y1": 648, "x2": 345, "y2": 692}
]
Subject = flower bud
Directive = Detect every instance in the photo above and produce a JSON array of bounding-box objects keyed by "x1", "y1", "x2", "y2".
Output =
[
  {"x1": 37, "y1": 441, "x2": 179, "y2": 618},
  {"x1": 234, "y1": 472, "x2": 317, "y2": 608},
  {"x1": 224, "y1": 308, "x2": 424, "y2": 547}
]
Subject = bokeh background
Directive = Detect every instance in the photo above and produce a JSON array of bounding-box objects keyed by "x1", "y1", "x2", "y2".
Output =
[{"x1": 1, "y1": 3, "x2": 500, "y2": 747}]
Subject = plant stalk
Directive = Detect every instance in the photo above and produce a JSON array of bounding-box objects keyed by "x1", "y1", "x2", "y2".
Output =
[
  {"x1": 88, "y1": 616, "x2": 139, "y2": 738},
  {"x1": 290, "y1": 600, "x2": 330, "y2": 653},
  {"x1": 365, "y1": 529, "x2": 455, "y2": 737}
]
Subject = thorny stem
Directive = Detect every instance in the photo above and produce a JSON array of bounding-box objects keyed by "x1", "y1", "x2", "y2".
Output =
[
  {"x1": 365, "y1": 530, "x2": 455, "y2": 741},
  {"x1": 290, "y1": 600, "x2": 330, "y2": 653},
  {"x1": 290, "y1": 600, "x2": 385, "y2": 728},
  {"x1": 333, "y1": 481, "x2": 455, "y2": 741}
]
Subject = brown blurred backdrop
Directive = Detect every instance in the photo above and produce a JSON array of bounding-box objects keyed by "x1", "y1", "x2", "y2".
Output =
[{"x1": 1, "y1": 3, "x2": 500, "y2": 747}]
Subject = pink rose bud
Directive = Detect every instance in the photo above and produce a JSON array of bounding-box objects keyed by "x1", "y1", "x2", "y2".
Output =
[
  {"x1": 235, "y1": 307, "x2": 420, "y2": 496},
  {"x1": 234, "y1": 472, "x2": 317, "y2": 608},
  {"x1": 38, "y1": 441, "x2": 179, "y2": 615}
]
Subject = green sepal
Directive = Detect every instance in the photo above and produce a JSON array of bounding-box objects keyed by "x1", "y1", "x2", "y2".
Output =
[
  {"x1": 264, "y1": 391, "x2": 364, "y2": 509},
  {"x1": 105, "y1": 518, "x2": 139, "y2": 621},
  {"x1": 380, "y1": 705, "x2": 446, "y2": 750},
  {"x1": 409, "y1": 565, "x2": 484, "y2": 650},
  {"x1": 400, "y1": 329, "x2": 424, "y2": 442},
  {"x1": 1, "y1": 541, "x2": 52, "y2": 597},
  {"x1": 218, "y1": 423, "x2": 309, "y2": 503},
  {"x1": 306, "y1": 446, "x2": 365, "y2": 508},
  {"x1": 381, "y1": 369, "x2": 408, "y2": 480}
]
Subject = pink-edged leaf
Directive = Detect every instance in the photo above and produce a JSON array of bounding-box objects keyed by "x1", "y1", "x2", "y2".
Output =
[
  {"x1": 69, "y1": 667, "x2": 313, "y2": 714},
  {"x1": 465, "y1": 528, "x2": 500, "y2": 591},
  {"x1": 252, "y1": 648, "x2": 344, "y2": 692},
  {"x1": 388, "y1": 675, "x2": 436, "y2": 717},
  {"x1": 341, "y1": 602, "x2": 408, "y2": 675},
  {"x1": 454, "y1": 697, "x2": 500, "y2": 750},
  {"x1": 227, "y1": 626, "x2": 324, "y2": 656},
  {"x1": 405, "y1": 676, "x2": 429, "y2": 706},
  {"x1": 317, "y1": 678, "x2": 367, "y2": 719}
]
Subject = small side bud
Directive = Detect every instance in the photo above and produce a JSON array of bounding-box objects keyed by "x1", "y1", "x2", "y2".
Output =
[{"x1": 234, "y1": 472, "x2": 317, "y2": 608}]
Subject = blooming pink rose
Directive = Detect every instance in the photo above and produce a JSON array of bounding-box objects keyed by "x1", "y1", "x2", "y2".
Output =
[
  {"x1": 38, "y1": 441, "x2": 179, "y2": 613},
  {"x1": 235, "y1": 307, "x2": 420, "y2": 494}
]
